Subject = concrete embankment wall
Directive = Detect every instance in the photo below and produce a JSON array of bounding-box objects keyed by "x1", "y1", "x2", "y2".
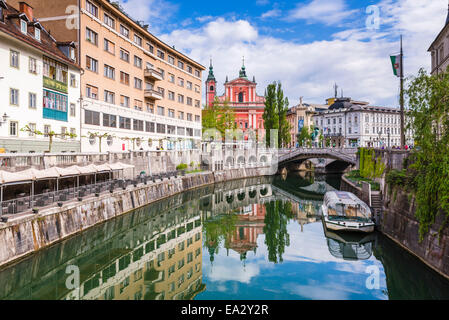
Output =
[
  {"x1": 380, "y1": 186, "x2": 449, "y2": 280},
  {"x1": 0, "y1": 167, "x2": 271, "y2": 268}
]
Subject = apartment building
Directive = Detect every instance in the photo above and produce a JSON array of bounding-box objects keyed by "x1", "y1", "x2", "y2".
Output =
[
  {"x1": 0, "y1": 1, "x2": 81, "y2": 153},
  {"x1": 429, "y1": 5, "x2": 449, "y2": 75},
  {"x1": 313, "y1": 97, "x2": 404, "y2": 148},
  {"x1": 11, "y1": 0, "x2": 205, "y2": 152}
]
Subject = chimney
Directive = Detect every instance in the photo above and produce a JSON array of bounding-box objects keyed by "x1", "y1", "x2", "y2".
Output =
[
  {"x1": 300, "y1": 97, "x2": 303, "y2": 106},
  {"x1": 19, "y1": 2, "x2": 34, "y2": 21}
]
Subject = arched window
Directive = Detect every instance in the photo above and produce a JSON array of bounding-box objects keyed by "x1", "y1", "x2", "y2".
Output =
[
  {"x1": 210, "y1": 85, "x2": 214, "y2": 91},
  {"x1": 238, "y1": 92, "x2": 244, "y2": 102}
]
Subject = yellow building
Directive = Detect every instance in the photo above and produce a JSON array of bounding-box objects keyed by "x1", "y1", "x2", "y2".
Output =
[{"x1": 10, "y1": 0, "x2": 205, "y2": 152}]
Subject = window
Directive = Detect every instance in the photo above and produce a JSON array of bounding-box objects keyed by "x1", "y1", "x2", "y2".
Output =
[
  {"x1": 178, "y1": 78, "x2": 184, "y2": 87},
  {"x1": 120, "y1": 24, "x2": 129, "y2": 38},
  {"x1": 10, "y1": 50, "x2": 19, "y2": 68},
  {"x1": 134, "y1": 34, "x2": 142, "y2": 46},
  {"x1": 133, "y1": 119, "x2": 144, "y2": 131},
  {"x1": 85, "y1": 28, "x2": 98, "y2": 45},
  {"x1": 145, "y1": 121, "x2": 155, "y2": 132},
  {"x1": 43, "y1": 56, "x2": 68, "y2": 83},
  {"x1": 178, "y1": 111, "x2": 184, "y2": 120},
  {"x1": 187, "y1": 66, "x2": 193, "y2": 74},
  {"x1": 157, "y1": 50, "x2": 165, "y2": 60},
  {"x1": 134, "y1": 78, "x2": 142, "y2": 90},
  {"x1": 157, "y1": 87, "x2": 164, "y2": 98},
  {"x1": 177, "y1": 127, "x2": 185, "y2": 136},
  {"x1": 104, "y1": 90, "x2": 115, "y2": 104},
  {"x1": 70, "y1": 128, "x2": 76, "y2": 138},
  {"x1": 134, "y1": 55, "x2": 142, "y2": 68},
  {"x1": 86, "y1": 0, "x2": 98, "y2": 17},
  {"x1": 238, "y1": 92, "x2": 244, "y2": 103},
  {"x1": 177, "y1": 61, "x2": 184, "y2": 69},
  {"x1": 85, "y1": 84, "x2": 98, "y2": 99},
  {"x1": 35, "y1": 28, "x2": 41, "y2": 41},
  {"x1": 134, "y1": 99, "x2": 143, "y2": 110},
  {"x1": 120, "y1": 95, "x2": 130, "y2": 108},
  {"x1": 28, "y1": 57, "x2": 37, "y2": 74},
  {"x1": 104, "y1": 39, "x2": 115, "y2": 54},
  {"x1": 61, "y1": 127, "x2": 67, "y2": 139},
  {"x1": 10, "y1": 88, "x2": 19, "y2": 105},
  {"x1": 70, "y1": 74, "x2": 78, "y2": 87},
  {"x1": 168, "y1": 91, "x2": 175, "y2": 101},
  {"x1": 119, "y1": 116, "x2": 131, "y2": 129},
  {"x1": 186, "y1": 81, "x2": 192, "y2": 90},
  {"x1": 157, "y1": 106, "x2": 165, "y2": 116},
  {"x1": 157, "y1": 123, "x2": 166, "y2": 133},
  {"x1": 195, "y1": 100, "x2": 200, "y2": 108},
  {"x1": 44, "y1": 125, "x2": 50, "y2": 137},
  {"x1": 178, "y1": 94, "x2": 184, "y2": 104},
  {"x1": 9, "y1": 121, "x2": 18, "y2": 136},
  {"x1": 120, "y1": 48, "x2": 130, "y2": 62},
  {"x1": 169, "y1": 73, "x2": 175, "y2": 83},
  {"x1": 195, "y1": 115, "x2": 200, "y2": 122},
  {"x1": 86, "y1": 56, "x2": 98, "y2": 72},
  {"x1": 168, "y1": 56, "x2": 175, "y2": 65},
  {"x1": 186, "y1": 97, "x2": 192, "y2": 106},
  {"x1": 120, "y1": 72, "x2": 130, "y2": 85},
  {"x1": 187, "y1": 113, "x2": 192, "y2": 121},
  {"x1": 168, "y1": 109, "x2": 175, "y2": 118},
  {"x1": 195, "y1": 85, "x2": 200, "y2": 93},
  {"x1": 147, "y1": 42, "x2": 154, "y2": 53},
  {"x1": 104, "y1": 13, "x2": 115, "y2": 29},
  {"x1": 29, "y1": 93, "x2": 36, "y2": 109},
  {"x1": 195, "y1": 70, "x2": 200, "y2": 77},
  {"x1": 158, "y1": 68, "x2": 165, "y2": 79},
  {"x1": 20, "y1": 19, "x2": 27, "y2": 34},
  {"x1": 70, "y1": 103, "x2": 76, "y2": 117},
  {"x1": 84, "y1": 110, "x2": 100, "y2": 125},
  {"x1": 146, "y1": 103, "x2": 154, "y2": 114},
  {"x1": 28, "y1": 123, "x2": 36, "y2": 137},
  {"x1": 103, "y1": 113, "x2": 117, "y2": 127},
  {"x1": 104, "y1": 64, "x2": 115, "y2": 79}
]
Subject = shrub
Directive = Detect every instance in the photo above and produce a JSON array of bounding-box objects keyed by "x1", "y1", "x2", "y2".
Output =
[{"x1": 176, "y1": 163, "x2": 188, "y2": 171}]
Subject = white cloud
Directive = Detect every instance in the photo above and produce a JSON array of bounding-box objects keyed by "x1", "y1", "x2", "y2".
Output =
[
  {"x1": 261, "y1": 9, "x2": 281, "y2": 19},
  {"x1": 159, "y1": 0, "x2": 447, "y2": 107},
  {"x1": 288, "y1": 0, "x2": 358, "y2": 26}
]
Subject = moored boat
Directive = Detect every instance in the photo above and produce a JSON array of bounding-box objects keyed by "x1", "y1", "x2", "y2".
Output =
[{"x1": 321, "y1": 191, "x2": 375, "y2": 233}]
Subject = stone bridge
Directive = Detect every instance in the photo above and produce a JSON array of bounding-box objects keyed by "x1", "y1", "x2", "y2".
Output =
[{"x1": 278, "y1": 148, "x2": 358, "y2": 167}]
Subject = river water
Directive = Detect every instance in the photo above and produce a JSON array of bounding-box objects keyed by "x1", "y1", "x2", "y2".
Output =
[{"x1": 1, "y1": 172, "x2": 449, "y2": 300}]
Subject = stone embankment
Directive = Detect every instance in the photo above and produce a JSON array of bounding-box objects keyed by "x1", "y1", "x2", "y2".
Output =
[{"x1": 0, "y1": 167, "x2": 271, "y2": 268}]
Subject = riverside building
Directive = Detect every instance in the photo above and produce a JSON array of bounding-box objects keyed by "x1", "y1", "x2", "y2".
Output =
[
  {"x1": 11, "y1": 0, "x2": 205, "y2": 152},
  {"x1": 313, "y1": 97, "x2": 404, "y2": 148},
  {"x1": 0, "y1": 1, "x2": 81, "y2": 153},
  {"x1": 429, "y1": 4, "x2": 449, "y2": 75}
]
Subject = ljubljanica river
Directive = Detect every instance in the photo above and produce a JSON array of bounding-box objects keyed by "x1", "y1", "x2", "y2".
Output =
[{"x1": 1, "y1": 172, "x2": 449, "y2": 300}]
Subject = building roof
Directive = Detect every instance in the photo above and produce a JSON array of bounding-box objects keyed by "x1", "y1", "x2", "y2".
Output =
[
  {"x1": 428, "y1": 4, "x2": 449, "y2": 51},
  {"x1": 0, "y1": 2, "x2": 80, "y2": 69}
]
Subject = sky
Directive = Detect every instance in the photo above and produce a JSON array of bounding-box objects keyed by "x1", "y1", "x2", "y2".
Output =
[{"x1": 117, "y1": 0, "x2": 448, "y2": 107}]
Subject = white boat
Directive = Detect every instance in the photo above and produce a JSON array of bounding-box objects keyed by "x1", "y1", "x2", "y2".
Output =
[{"x1": 321, "y1": 191, "x2": 375, "y2": 233}]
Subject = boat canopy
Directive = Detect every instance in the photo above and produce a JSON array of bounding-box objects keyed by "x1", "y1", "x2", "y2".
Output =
[{"x1": 324, "y1": 191, "x2": 371, "y2": 220}]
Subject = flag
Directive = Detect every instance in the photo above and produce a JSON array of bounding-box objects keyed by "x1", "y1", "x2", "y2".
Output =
[{"x1": 390, "y1": 54, "x2": 402, "y2": 77}]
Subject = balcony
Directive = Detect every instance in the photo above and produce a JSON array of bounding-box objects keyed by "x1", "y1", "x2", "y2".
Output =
[
  {"x1": 144, "y1": 67, "x2": 163, "y2": 81},
  {"x1": 144, "y1": 89, "x2": 163, "y2": 101}
]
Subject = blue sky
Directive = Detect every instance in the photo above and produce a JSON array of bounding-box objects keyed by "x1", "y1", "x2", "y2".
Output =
[{"x1": 118, "y1": 0, "x2": 448, "y2": 107}]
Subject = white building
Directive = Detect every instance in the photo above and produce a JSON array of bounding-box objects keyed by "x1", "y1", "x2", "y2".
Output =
[
  {"x1": 313, "y1": 98, "x2": 406, "y2": 148},
  {"x1": 0, "y1": 1, "x2": 81, "y2": 153}
]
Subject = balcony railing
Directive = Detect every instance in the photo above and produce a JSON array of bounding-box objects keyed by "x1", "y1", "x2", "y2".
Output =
[
  {"x1": 144, "y1": 67, "x2": 163, "y2": 81},
  {"x1": 144, "y1": 89, "x2": 163, "y2": 100}
]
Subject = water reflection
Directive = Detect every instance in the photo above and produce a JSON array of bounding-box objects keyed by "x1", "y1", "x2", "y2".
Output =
[{"x1": 1, "y1": 173, "x2": 449, "y2": 300}]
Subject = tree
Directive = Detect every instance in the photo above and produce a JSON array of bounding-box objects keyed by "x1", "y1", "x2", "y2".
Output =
[
  {"x1": 20, "y1": 125, "x2": 77, "y2": 153},
  {"x1": 276, "y1": 82, "x2": 291, "y2": 148},
  {"x1": 296, "y1": 126, "x2": 312, "y2": 147},
  {"x1": 262, "y1": 83, "x2": 279, "y2": 147},
  {"x1": 406, "y1": 68, "x2": 449, "y2": 239},
  {"x1": 202, "y1": 97, "x2": 236, "y2": 138},
  {"x1": 86, "y1": 132, "x2": 114, "y2": 153}
]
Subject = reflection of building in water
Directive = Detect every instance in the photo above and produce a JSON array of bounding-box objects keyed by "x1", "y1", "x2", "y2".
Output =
[
  {"x1": 229, "y1": 204, "x2": 266, "y2": 260},
  {"x1": 290, "y1": 201, "x2": 318, "y2": 232},
  {"x1": 64, "y1": 213, "x2": 205, "y2": 300},
  {"x1": 324, "y1": 230, "x2": 375, "y2": 261}
]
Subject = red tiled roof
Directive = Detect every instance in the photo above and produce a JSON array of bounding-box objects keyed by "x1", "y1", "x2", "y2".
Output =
[{"x1": 0, "y1": 3, "x2": 80, "y2": 69}]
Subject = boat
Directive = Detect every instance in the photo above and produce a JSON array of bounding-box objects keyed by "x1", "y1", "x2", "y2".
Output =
[
  {"x1": 321, "y1": 191, "x2": 375, "y2": 233},
  {"x1": 324, "y1": 228, "x2": 376, "y2": 261}
]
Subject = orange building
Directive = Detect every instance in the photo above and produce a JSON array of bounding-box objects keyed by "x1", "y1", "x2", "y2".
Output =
[{"x1": 10, "y1": 0, "x2": 205, "y2": 152}]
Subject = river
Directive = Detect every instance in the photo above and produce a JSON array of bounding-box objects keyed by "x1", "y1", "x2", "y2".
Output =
[{"x1": 0, "y1": 172, "x2": 449, "y2": 300}]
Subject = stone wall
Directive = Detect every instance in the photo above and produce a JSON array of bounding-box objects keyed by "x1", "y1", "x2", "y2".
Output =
[
  {"x1": 0, "y1": 167, "x2": 271, "y2": 268},
  {"x1": 381, "y1": 185, "x2": 449, "y2": 280}
]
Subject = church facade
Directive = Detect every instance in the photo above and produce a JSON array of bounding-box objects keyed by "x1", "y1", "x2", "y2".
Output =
[{"x1": 205, "y1": 61, "x2": 266, "y2": 132}]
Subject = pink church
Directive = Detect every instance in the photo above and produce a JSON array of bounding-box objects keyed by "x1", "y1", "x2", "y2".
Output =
[{"x1": 205, "y1": 60, "x2": 266, "y2": 132}]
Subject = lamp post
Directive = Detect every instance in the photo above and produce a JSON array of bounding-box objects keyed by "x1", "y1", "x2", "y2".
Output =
[
  {"x1": 387, "y1": 128, "x2": 391, "y2": 149},
  {"x1": 377, "y1": 130, "x2": 382, "y2": 148}
]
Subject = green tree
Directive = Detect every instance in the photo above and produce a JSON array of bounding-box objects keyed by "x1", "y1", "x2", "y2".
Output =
[
  {"x1": 21, "y1": 125, "x2": 77, "y2": 153},
  {"x1": 276, "y1": 82, "x2": 291, "y2": 147},
  {"x1": 406, "y1": 68, "x2": 449, "y2": 239},
  {"x1": 262, "y1": 83, "x2": 279, "y2": 147},
  {"x1": 202, "y1": 97, "x2": 236, "y2": 138},
  {"x1": 297, "y1": 126, "x2": 312, "y2": 147}
]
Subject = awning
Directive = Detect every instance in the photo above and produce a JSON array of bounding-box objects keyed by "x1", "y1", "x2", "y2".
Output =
[
  {"x1": 69, "y1": 165, "x2": 98, "y2": 175},
  {"x1": 20, "y1": 168, "x2": 59, "y2": 180},
  {"x1": 94, "y1": 164, "x2": 111, "y2": 172},
  {"x1": 0, "y1": 170, "x2": 33, "y2": 185}
]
